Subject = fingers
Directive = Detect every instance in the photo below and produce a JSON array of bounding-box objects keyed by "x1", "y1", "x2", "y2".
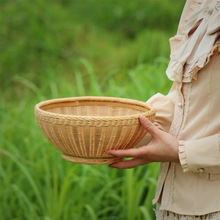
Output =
[
  {"x1": 139, "y1": 115, "x2": 159, "y2": 137},
  {"x1": 109, "y1": 157, "x2": 149, "y2": 169},
  {"x1": 106, "y1": 147, "x2": 146, "y2": 158},
  {"x1": 105, "y1": 115, "x2": 159, "y2": 169}
]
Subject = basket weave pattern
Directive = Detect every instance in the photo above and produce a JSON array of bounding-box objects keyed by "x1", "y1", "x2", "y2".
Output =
[{"x1": 35, "y1": 97, "x2": 155, "y2": 164}]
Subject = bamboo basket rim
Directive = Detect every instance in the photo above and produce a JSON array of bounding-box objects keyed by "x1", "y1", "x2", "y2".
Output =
[{"x1": 35, "y1": 96, "x2": 155, "y2": 122}]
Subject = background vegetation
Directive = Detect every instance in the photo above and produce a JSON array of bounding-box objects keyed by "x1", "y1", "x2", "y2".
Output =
[{"x1": 0, "y1": 0, "x2": 185, "y2": 219}]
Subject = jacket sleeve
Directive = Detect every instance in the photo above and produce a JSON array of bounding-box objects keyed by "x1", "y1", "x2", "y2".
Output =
[
  {"x1": 179, "y1": 134, "x2": 220, "y2": 173},
  {"x1": 137, "y1": 84, "x2": 176, "y2": 146}
]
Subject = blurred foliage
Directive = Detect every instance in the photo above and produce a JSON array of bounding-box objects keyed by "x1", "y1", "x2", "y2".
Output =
[
  {"x1": 70, "y1": 0, "x2": 184, "y2": 37},
  {"x1": 0, "y1": 0, "x2": 185, "y2": 96},
  {"x1": 0, "y1": 1, "x2": 185, "y2": 219}
]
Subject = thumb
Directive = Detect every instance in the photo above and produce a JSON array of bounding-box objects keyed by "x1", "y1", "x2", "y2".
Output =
[{"x1": 139, "y1": 115, "x2": 159, "y2": 137}]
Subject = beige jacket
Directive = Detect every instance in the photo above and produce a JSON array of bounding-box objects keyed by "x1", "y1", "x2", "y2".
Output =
[{"x1": 145, "y1": 0, "x2": 220, "y2": 215}]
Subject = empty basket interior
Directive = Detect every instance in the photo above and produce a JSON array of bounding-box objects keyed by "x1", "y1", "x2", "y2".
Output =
[{"x1": 39, "y1": 98, "x2": 150, "y2": 117}]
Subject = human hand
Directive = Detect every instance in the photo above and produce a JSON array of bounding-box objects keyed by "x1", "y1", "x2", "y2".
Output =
[{"x1": 106, "y1": 115, "x2": 179, "y2": 169}]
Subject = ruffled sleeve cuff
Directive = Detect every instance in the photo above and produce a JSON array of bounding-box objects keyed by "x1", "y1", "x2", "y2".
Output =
[
  {"x1": 178, "y1": 135, "x2": 220, "y2": 173},
  {"x1": 178, "y1": 140, "x2": 189, "y2": 172}
]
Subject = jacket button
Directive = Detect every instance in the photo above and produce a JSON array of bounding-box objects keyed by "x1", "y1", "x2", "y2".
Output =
[
  {"x1": 178, "y1": 102, "x2": 183, "y2": 108},
  {"x1": 198, "y1": 168, "x2": 205, "y2": 173}
]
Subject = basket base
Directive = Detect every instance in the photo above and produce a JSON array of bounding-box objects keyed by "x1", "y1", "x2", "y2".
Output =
[{"x1": 62, "y1": 154, "x2": 123, "y2": 165}]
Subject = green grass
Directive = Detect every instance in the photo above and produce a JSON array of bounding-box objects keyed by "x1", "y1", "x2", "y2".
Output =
[
  {"x1": 0, "y1": 0, "x2": 184, "y2": 219},
  {"x1": 0, "y1": 61, "x2": 169, "y2": 220}
]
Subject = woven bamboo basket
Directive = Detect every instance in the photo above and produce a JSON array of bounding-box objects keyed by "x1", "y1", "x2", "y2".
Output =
[{"x1": 35, "y1": 96, "x2": 155, "y2": 165}]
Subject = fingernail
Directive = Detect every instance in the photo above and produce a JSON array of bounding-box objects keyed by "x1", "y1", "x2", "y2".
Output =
[
  {"x1": 106, "y1": 150, "x2": 112, "y2": 155},
  {"x1": 139, "y1": 115, "x2": 145, "y2": 122},
  {"x1": 109, "y1": 163, "x2": 116, "y2": 168}
]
